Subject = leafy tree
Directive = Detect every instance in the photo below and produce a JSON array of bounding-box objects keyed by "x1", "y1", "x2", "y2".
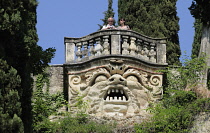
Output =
[
  {"x1": 98, "y1": 0, "x2": 115, "y2": 29},
  {"x1": 0, "y1": 59, "x2": 24, "y2": 133},
  {"x1": 0, "y1": 0, "x2": 55, "y2": 132},
  {"x1": 191, "y1": 19, "x2": 203, "y2": 59},
  {"x1": 118, "y1": 0, "x2": 181, "y2": 65},
  {"x1": 189, "y1": 0, "x2": 210, "y2": 87}
]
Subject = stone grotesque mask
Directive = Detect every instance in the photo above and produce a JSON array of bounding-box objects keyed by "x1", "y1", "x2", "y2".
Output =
[{"x1": 68, "y1": 60, "x2": 163, "y2": 118}]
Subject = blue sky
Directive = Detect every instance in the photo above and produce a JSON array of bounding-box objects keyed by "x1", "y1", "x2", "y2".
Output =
[{"x1": 37, "y1": 0, "x2": 194, "y2": 64}]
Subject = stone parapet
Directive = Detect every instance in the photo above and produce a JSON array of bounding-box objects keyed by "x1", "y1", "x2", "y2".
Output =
[{"x1": 64, "y1": 30, "x2": 167, "y2": 65}]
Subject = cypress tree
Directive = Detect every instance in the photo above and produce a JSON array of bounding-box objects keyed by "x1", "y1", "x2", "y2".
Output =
[
  {"x1": 189, "y1": 0, "x2": 210, "y2": 25},
  {"x1": 118, "y1": 0, "x2": 181, "y2": 65},
  {"x1": 98, "y1": 0, "x2": 115, "y2": 29},
  {"x1": 0, "y1": 59, "x2": 24, "y2": 133},
  {"x1": 189, "y1": 0, "x2": 210, "y2": 59},
  {"x1": 191, "y1": 19, "x2": 202, "y2": 59},
  {"x1": 0, "y1": 0, "x2": 55, "y2": 132}
]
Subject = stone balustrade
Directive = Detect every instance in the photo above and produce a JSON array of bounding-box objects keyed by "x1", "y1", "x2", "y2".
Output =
[{"x1": 64, "y1": 29, "x2": 167, "y2": 64}]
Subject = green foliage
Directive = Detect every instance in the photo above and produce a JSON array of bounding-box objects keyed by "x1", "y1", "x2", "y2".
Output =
[
  {"x1": 0, "y1": 59, "x2": 24, "y2": 133},
  {"x1": 135, "y1": 97, "x2": 210, "y2": 133},
  {"x1": 54, "y1": 93, "x2": 114, "y2": 133},
  {"x1": 74, "y1": 94, "x2": 89, "y2": 114},
  {"x1": 118, "y1": 0, "x2": 181, "y2": 65},
  {"x1": 57, "y1": 115, "x2": 114, "y2": 133},
  {"x1": 191, "y1": 19, "x2": 203, "y2": 59},
  {"x1": 189, "y1": 0, "x2": 210, "y2": 26},
  {"x1": 190, "y1": 1, "x2": 210, "y2": 60},
  {"x1": 0, "y1": 1, "x2": 56, "y2": 132},
  {"x1": 32, "y1": 114, "x2": 114, "y2": 133},
  {"x1": 164, "y1": 56, "x2": 206, "y2": 91},
  {"x1": 32, "y1": 72, "x2": 66, "y2": 132},
  {"x1": 32, "y1": 82, "x2": 115, "y2": 133},
  {"x1": 135, "y1": 57, "x2": 210, "y2": 133},
  {"x1": 32, "y1": 118, "x2": 60, "y2": 133}
]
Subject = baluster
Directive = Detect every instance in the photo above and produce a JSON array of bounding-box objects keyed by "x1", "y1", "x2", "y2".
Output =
[
  {"x1": 76, "y1": 42, "x2": 82, "y2": 61},
  {"x1": 102, "y1": 36, "x2": 110, "y2": 55},
  {"x1": 136, "y1": 39, "x2": 143, "y2": 57},
  {"x1": 94, "y1": 37, "x2": 103, "y2": 56},
  {"x1": 129, "y1": 37, "x2": 137, "y2": 56},
  {"x1": 141, "y1": 42, "x2": 149, "y2": 60},
  {"x1": 149, "y1": 43, "x2": 156, "y2": 63},
  {"x1": 82, "y1": 41, "x2": 88, "y2": 60},
  {"x1": 122, "y1": 36, "x2": 129, "y2": 55},
  {"x1": 89, "y1": 40, "x2": 95, "y2": 58}
]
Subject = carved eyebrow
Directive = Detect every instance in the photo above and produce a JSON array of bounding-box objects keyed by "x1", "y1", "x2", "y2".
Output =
[
  {"x1": 126, "y1": 75, "x2": 138, "y2": 80},
  {"x1": 89, "y1": 73, "x2": 110, "y2": 86},
  {"x1": 94, "y1": 75, "x2": 108, "y2": 83}
]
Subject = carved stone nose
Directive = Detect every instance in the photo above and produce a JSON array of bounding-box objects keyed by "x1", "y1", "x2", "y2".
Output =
[{"x1": 108, "y1": 74, "x2": 126, "y2": 85}]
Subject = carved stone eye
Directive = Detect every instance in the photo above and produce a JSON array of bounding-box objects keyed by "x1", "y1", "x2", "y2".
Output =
[
  {"x1": 109, "y1": 78, "x2": 114, "y2": 81},
  {"x1": 94, "y1": 75, "x2": 108, "y2": 83},
  {"x1": 126, "y1": 75, "x2": 138, "y2": 82}
]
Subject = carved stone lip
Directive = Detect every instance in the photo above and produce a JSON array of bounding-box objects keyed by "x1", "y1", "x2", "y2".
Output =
[
  {"x1": 103, "y1": 85, "x2": 129, "y2": 103},
  {"x1": 104, "y1": 100, "x2": 129, "y2": 105}
]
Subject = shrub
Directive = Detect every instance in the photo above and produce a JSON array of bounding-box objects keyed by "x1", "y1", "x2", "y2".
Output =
[{"x1": 135, "y1": 57, "x2": 210, "y2": 133}]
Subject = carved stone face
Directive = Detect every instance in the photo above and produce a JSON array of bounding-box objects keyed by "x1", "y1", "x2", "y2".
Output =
[
  {"x1": 69, "y1": 63, "x2": 163, "y2": 118},
  {"x1": 105, "y1": 74, "x2": 128, "y2": 102}
]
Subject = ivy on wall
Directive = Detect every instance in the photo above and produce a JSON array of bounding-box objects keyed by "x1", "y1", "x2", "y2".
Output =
[{"x1": 32, "y1": 72, "x2": 66, "y2": 132}]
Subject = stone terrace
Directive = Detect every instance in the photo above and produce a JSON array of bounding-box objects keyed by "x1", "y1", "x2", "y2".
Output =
[{"x1": 64, "y1": 29, "x2": 167, "y2": 65}]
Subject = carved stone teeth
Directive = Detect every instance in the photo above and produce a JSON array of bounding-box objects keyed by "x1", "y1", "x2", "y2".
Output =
[
  {"x1": 108, "y1": 90, "x2": 110, "y2": 94},
  {"x1": 105, "y1": 89, "x2": 128, "y2": 101},
  {"x1": 114, "y1": 96, "x2": 117, "y2": 100},
  {"x1": 120, "y1": 90, "x2": 123, "y2": 94},
  {"x1": 123, "y1": 96, "x2": 126, "y2": 101},
  {"x1": 116, "y1": 89, "x2": 119, "y2": 93}
]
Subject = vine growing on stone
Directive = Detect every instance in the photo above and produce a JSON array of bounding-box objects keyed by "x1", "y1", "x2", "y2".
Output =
[{"x1": 32, "y1": 71, "x2": 66, "y2": 132}]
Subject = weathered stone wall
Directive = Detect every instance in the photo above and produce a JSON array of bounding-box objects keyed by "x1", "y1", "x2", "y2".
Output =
[
  {"x1": 47, "y1": 65, "x2": 64, "y2": 94},
  {"x1": 190, "y1": 112, "x2": 210, "y2": 133}
]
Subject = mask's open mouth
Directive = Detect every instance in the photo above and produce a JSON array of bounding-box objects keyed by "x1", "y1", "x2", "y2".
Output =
[{"x1": 104, "y1": 87, "x2": 128, "y2": 101}]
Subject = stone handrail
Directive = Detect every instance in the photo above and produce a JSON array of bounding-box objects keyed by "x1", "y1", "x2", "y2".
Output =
[{"x1": 64, "y1": 29, "x2": 167, "y2": 64}]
